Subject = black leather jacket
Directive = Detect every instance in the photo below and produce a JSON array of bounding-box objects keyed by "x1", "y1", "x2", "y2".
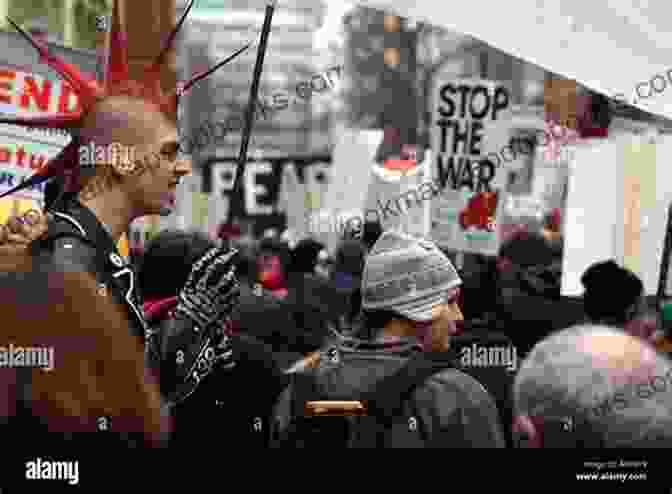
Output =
[
  {"x1": 32, "y1": 199, "x2": 206, "y2": 404},
  {"x1": 34, "y1": 199, "x2": 147, "y2": 344}
]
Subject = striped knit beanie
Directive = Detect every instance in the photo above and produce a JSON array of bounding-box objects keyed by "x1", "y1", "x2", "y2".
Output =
[{"x1": 362, "y1": 231, "x2": 461, "y2": 321}]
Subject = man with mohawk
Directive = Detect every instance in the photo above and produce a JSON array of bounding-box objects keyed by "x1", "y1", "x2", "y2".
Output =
[{"x1": 0, "y1": 0, "x2": 261, "y2": 419}]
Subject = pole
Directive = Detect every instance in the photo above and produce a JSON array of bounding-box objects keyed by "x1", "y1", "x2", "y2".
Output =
[
  {"x1": 657, "y1": 203, "x2": 672, "y2": 305},
  {"x1": 231, "y1": 0, "x2": 276, "y2": 207},
  {"x1": 94, "y1": 10, "x2": 109, "y2": 85}
]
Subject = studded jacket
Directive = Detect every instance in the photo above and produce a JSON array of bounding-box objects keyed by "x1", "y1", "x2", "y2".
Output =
[
  {"x1": 33, "y1": 199, "x2": 148, "y2": 345},
  {"x1": 33, "y1": 199, "x2": 230, "y2": 410}
]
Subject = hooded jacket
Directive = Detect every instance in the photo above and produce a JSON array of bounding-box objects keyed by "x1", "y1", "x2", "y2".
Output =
[
  {"x1": 274, "y1": 335, "x2": 505, "y2": 448},
  {"x1": 233, "y1": 283, "x2": 304, "y2": 370}
]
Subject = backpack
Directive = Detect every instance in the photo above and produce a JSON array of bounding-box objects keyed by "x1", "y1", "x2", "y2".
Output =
[{"x1": 272, "y1": 349, "x2": 457, "y2": 448}]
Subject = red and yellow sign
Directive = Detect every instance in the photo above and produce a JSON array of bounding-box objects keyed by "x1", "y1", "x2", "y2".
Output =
[{"x1": 0, "y1": 67, "x2": 83, "y2": 114}]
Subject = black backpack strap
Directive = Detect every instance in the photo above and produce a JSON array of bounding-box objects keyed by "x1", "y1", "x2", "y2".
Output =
[
  {"x1": 32, "y1": 213, "x2": 94, "y2": 257},
  {"x1": 271, "y1": 371, "x2": 320, "y2": 447},
  {"x1": 363, "y1": 351, "x2": 457, "y2": 427}
]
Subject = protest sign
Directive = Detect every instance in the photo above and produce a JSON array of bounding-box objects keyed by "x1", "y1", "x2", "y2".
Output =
[
  {"x1": 0, "y1": 67, "x2": 83, "y2": 116},
  {"x1": 561, "y1": 139, "x2": 621, "y2": 296},
  {"x1": 191, "y1": 192, "x2": 211, "y2": 231},
  {"x1": 429, "y1": 78, "x2": 511, "y2": 255},
  {"x1": 205, "y1": 156, "x2": 331, "y2": 237},
  {"x1": 0, "y1": 66, "x2": 78, "y2": 217},
  {"x1": 316, "y1": 126, "x2": 381, "y2": 252},
  {"x1": 0, "y1": 141, "x2": 61, "y2": 201},
  {"x1": 323, "y1": 126, "x2": 380, "y2": 215},
  {"x1": 276, "y1": 161, "x2": 307, "y2": 237},
  {"x1": 561, "y1": 133, "x2": 672, "y2": 296},
  {"x1": 620, "y1": 136, "x2": 666, "y2": 295}
]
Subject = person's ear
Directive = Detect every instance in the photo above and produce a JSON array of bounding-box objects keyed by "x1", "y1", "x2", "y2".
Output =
[
  {"x1": 623, "y1": 297, "x2": 642, "y2": 323},
  {"x1": 513, "y1": 415, "x2": 541, "y2": 448}
]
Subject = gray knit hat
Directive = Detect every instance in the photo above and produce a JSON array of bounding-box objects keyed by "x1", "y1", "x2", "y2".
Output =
[{"x1": 361, "y1": 231, "x2": 461, "y2": 321}]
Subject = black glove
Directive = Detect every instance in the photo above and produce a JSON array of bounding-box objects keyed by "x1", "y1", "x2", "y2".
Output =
[
  {"x1": 166, "y1": 247, "x2": 240, "y2": 405},
  {"x1": 176, "y1": 247, "x2": 239, "y2": 330}
]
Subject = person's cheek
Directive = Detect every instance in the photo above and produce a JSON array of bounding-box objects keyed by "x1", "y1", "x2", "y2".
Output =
[
  {"x1": 442, "y1": 303, "x2": 463, "y2": 336},
  {"x1": 445, "y1": 302, "x2": 463, "y2": 322}
]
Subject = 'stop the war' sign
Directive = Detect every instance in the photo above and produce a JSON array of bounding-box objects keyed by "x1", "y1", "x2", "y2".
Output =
[{"x1": 430, "y1": 78, "x2": 512, "y2": 256}]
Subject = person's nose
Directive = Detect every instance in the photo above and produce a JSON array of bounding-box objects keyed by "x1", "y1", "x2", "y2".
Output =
[{"x1": 175, "y1": 158, "x2": 192, "y2": 176}]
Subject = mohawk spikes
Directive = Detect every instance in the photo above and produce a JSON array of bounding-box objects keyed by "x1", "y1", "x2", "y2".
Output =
[
  {"x1": 146, "y1": 0, "x2": 195, "y2": 84},
  {"x1": 161, "y1": 42, "x2": 252, "y2": 118},
  {"x1": 6, "y1": 17, "x2": 102, "y2": 109},
  {"x1": 0, "y1": 0, "x2": 252, "y2": 201},
  {"x1": 182, "y1": 43, "x2": 252, "y2": 94},
  {"x1": 0, "y1": 111, "x2": 83, "y2": 131},
  {"x1": 106, "y1": 0, "x2": 129, "y2": 87}
]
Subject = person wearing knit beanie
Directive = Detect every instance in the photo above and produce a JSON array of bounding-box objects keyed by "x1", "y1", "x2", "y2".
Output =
[
  {"x1": 581, "y1": 260, "x2": 654, "y2": 340},
  {"x1": 361, "y1": 231, "x2": 463, "y2": 351}
]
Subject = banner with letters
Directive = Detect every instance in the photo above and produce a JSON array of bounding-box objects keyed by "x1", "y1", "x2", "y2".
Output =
[
  {"x1": 429, "y1": 78, "x2": 512, "y2": 255},
  {"x1": 0, "y1": 66, "x2": 77, "y2": 202},
  {"x1": 204, "y1": 156, "x2": 331, "y2": 238}
]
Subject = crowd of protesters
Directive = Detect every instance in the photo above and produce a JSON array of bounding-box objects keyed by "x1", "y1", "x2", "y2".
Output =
[
  {"x1": 1, "y1": 205, "x2": 672, "y2": 449},
  {"x1": 5, "y1": 0, "x2": 671, "y2": 453}
]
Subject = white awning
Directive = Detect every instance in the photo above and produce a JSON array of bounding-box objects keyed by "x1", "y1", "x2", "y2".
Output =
[{"x1": 358, "y1": 0, "x2": 672, "y2": 121}]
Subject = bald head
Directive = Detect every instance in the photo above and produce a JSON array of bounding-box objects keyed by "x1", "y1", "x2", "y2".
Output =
[
  {"x1": 75, "y1": 95, "x2": 186, "y2": 215},
  {"x1": 515, "y1": 324, "x2": 672, "y2": 447},
  {"x1": 80, "y1": 96, "x2": 177, "y2": 158}
]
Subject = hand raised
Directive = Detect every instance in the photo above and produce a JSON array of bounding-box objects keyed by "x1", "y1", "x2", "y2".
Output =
[{"x1": 0, "y1": 209, "x2": 50, "y2": 255}]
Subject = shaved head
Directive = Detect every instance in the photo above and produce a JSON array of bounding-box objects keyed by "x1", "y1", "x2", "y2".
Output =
[
  {"x1": 515, "y1": 324, "x2": 672, "y2": 447},
  {"x1": 80, "y1": 96, "x2": 177, "y2": 154}
]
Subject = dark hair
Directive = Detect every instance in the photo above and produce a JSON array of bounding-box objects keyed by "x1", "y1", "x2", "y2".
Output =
[
  {"x1": 334, "y1": 239, "x2": 366, "y2": 277},
  {"x1": 362, "y1": 221, "x2": 383, "y2": 251},
  {"x1": 138, "y1": 230, "x2": 215, "y2": 300},
  {"x1": 356, "y1": 309, "x2": 402, "y2": 339},
  {"x1": 44, "y1": 176, "x2": 64, "y2": 209},
  {"x1": 258, "y1": 238, "x2": 291, "y2": 273},
  {"x1": 581, "y1": 260, "x2": 643, "y2": 325},
  {"x1": 499, "y1": 232, "x2": 555, "y2": 268},
  {"x1": 290, "y1": 239, "x2": 324, "y2": 273},
  {"x1": 460, "y1": 256, "x2": 499, "y2": 320},
  {"x1": 234, "y1": 252, "x2": 258, "y2": 283}
]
